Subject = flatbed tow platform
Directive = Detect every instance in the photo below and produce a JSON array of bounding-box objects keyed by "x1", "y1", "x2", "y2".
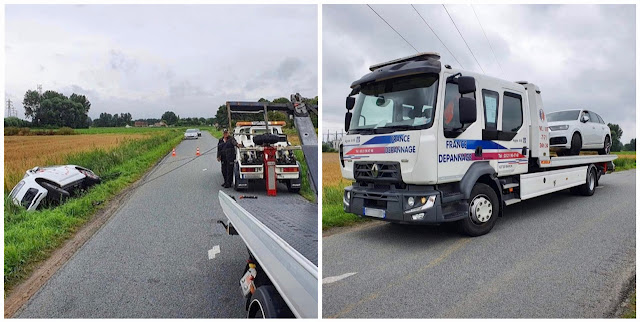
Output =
[
  {"x1": 218, "y1": 187, "x2": 318, "y2": 318},
  {"x1": 226, "y1": 187, "x2": 318, "y2": 265}
]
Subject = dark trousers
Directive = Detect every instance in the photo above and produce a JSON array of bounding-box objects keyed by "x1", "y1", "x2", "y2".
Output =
[{"x1": 221, "y1": 160, "x2": 234, "y2": 186}]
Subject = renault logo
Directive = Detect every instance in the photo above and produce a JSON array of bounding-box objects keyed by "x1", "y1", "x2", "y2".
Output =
[{"x1": 371, "y1": 163, "x2": 379, "y2": 177}]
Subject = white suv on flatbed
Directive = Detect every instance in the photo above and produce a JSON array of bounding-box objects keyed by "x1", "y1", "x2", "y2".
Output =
[{"x1": 547, "y1": 109, "x2": 611, "y2": 155}]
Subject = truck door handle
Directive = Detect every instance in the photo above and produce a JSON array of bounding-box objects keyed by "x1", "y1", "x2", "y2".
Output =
[
  {"x1": 475, "y1": 146, "x2": 482, "y2": 157},
  {"x1": 522, "y1": 146, "x2": 528, "y2": 156}
]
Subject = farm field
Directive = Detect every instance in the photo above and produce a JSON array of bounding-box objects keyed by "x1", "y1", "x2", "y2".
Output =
[{"x1": 4, "y1": 134, "x2": 149, "y2": 191}]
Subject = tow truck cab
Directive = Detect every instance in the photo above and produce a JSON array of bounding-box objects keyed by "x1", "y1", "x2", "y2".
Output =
[{"x1": 340, "y1": 52, "x2": 615, "y2": 236}]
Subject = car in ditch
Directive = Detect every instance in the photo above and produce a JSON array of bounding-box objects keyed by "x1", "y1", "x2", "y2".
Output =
[
  {"x1": 547, "y1": 109, "x2": 611, "y2": 156},
  {"x1": 9, "y1": 165, "x2": 101, "y2": 211}
]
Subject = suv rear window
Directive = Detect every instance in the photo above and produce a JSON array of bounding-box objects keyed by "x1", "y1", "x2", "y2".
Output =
[{"x1": 21, "y1": 188, "x2": 39, "y2": 208}]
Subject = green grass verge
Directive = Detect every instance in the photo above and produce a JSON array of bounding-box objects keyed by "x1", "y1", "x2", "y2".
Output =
[
  {"x1": 622, "y1": 291, "x2": 636, "y2": 318},
  {"x1": 613, "y1": 151, "x2": 636, "y2": 155},
  {"x1": 322, "y1": 182, "x2": 367, "y2": 230},
  {"x1": 293, "y1": 150, "x2": 316, "y2": 203},
  {"x1": 4, "y1": 130, "x2": 183, "y2": 292},
  {"x1": 613, "y1": 157, "x2": 636, "y2": 171}
]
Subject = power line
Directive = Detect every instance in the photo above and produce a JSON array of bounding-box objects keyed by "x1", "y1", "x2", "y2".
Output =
[
  {"x1": 366, "y1": 4, "x2": 419, "y2": 54},
  {"x1": 442, "y1": 4, "x2": 485, "y2": 74},
  {"x1": 471, "y1": 4, "x2": 503, "y2": 76},
  {"x1": 411, "y1": 4, "x2": 464, "y2": 69}
]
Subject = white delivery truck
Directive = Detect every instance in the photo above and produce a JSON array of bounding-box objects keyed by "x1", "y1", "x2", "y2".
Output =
[{"x1": 340, "y1": 52, "x2": 616, "y2": 236}]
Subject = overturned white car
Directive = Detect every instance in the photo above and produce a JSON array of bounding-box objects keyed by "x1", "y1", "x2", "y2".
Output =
[{"x1": 9, "y1": 165, "x2": 101, "y2": 211}]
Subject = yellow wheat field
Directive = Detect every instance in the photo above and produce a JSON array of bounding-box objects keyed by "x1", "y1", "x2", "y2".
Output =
[
  {"x1": 323, "y1": 152, "x2": 350, "y2": 188},
  {"x1": 4, "y1": 134, "x2": 148, "y2": 191}
]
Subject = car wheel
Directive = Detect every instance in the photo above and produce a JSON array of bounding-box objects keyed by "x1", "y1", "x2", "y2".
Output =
[
  {"x1": 458, "y1": 183, "x2": 499, "y2": 237},
  {"x1": 598, "y1": 136, "x2": 611, "y2": 155},
  {"x1": 569, "y1": 132, "x2": 582, "y2": 156}
]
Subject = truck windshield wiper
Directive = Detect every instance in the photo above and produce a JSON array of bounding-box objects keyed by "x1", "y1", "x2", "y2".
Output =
[
  {"x1": 374, "y1": 124, "x2": 412, "y2": 134},
  {"x1": 351, "y1": 128, "x2": 375, "y2": 135}
]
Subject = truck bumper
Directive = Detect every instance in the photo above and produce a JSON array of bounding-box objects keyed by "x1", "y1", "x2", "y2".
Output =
[{"x1": 343, "y1": 185, "x2": 466, "y2": 224}]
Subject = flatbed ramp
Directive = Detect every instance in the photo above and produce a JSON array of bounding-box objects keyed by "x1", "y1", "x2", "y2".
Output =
[
  {"x1": 231, "y1": 191, "x2": 318, "y2": 265},
  {"x1": 218, "y1": 191, "x2": 318, "y2": 318}
]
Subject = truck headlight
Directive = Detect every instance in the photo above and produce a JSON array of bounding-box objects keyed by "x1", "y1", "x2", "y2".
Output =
[
  {"x1": 407, "y1": 197, "x2": 415, "y2": 207},
  {"x1": 549, "y1": 125, "x2": 569, "y2": 131}
]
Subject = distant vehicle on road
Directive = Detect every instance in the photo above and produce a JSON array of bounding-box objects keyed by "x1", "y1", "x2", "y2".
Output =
[
  {"x1": 547, "y1": 109, "x2": 611, "y2": 155},
  {"x1": 196, "y1": 128, "x2": 202, "y2": 137},
  {"x1": 9, "y1": 165, "x2": 101, "y2": 211},
  {"x1": 184, "y1": 129, "x2": 199, "y2": 140}
]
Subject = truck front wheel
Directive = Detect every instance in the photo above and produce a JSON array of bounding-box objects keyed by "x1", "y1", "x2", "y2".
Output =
[
  {"x1": 247, "y1": 285, "x2": 293, "y2": 318},
  {"x1": 459, "y1": 183, "x2": 499, "y2": 237}
]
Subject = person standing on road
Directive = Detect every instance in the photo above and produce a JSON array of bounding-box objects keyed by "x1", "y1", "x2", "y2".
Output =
[{"x1": 217, "y1": 129, "x2": 242, "y2": 188}]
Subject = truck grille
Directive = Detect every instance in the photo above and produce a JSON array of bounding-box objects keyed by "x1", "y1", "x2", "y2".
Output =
[{"x1": 354, "y1": 161, "x2": 401, "y2": 183}]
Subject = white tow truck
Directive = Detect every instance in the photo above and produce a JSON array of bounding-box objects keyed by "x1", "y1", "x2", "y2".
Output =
[
  {"x1": 340, "y1": 52, "x2": 617, "y2": 236},
  {"x1": 231, "y1": 121, "x2": 302, "y2": 193},
  {"x1": 217, "y1": 95, "x2": 319, "y2": 318}
]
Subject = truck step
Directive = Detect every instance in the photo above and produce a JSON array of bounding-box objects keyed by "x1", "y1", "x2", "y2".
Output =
[
  {"x1": 504, "y1": 198, "x2": 521, "y2": 206},
  {"x1": 503, "y1": 183, "x2": 520, "y2": 189}
]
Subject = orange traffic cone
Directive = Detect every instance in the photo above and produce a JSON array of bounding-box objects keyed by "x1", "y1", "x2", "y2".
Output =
[
  {"x1": 172, "y1": 148, "x2": 176, "y2": 157},
  {"x1": 196, "y1": 147, "x2": 201, "y2": 156}
]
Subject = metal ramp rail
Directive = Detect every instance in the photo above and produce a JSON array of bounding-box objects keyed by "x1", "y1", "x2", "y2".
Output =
[{"x1": 218, "y1": 191, "x2": 318, "y2": 318}]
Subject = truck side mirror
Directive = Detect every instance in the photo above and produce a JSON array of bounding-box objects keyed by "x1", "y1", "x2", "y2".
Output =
[
  {"x1": 346, "y1": 96, "x2": 355, "y2": 111},
  {"x1": 581, "y1": 114, "x2": 589, "y2": 123},
  {"x1": 458, "y1": 76, "x2": 476, "y2": 95},
  {"x1": 459, "y1": 97, "x2": 477, "y2": 124},
  {"x1": 345, "y1": 112, "x2": 353, "y2": 132}
]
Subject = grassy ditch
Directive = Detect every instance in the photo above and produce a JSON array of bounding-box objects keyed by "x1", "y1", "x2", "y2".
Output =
[
  {"x1": 322, "y1": 152, "x2": 366, "y2": 230},
  {"x1": 293, "y1": 150, "x2": 316, "y2": 203},
  {"x1": 621, "y1": 290, "x2": 636, "y2": 318},
  {"x1": 4, "y1": 130, "x2": 183, "y2": 292}
]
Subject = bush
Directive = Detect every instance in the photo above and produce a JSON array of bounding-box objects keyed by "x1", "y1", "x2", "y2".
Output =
[{"x1": 57, "y1": 127, "x2": 75, "y2": 135}]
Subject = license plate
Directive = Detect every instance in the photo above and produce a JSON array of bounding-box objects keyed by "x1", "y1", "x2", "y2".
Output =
[{"x1": 364, "y1": 207, "x2": 385, "y2": 218}]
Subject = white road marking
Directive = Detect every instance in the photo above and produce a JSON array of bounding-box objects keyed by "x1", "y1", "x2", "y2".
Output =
[
  {"x1": 322, "y1": 272, "x2": 357, "y2": 284},
  {"x1": 208, "y1": 245, "x2": 220, "y2": 259},
  {"x1": 203, "y1": 168, "x2": 208, "y2": 171}
]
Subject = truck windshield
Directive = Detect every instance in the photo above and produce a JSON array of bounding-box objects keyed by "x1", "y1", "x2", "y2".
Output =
[
  {"x1": 349, "y1": 74, "x2": 439, "y2": 134},
  {"x1": 547, "y1": 110, "x2": 580, "y2": 122}
]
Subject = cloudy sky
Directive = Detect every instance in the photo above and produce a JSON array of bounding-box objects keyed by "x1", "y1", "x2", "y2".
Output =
[
  {"x1": 5, "y1": 4, "x2": 317, "y2": 120},
  {"x1": 323, "y1": 4, "x2": 636, "y2": 143}
]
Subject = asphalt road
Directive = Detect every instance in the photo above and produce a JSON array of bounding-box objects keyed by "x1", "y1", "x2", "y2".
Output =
[
  {"x1": 16, "y1": 131, "x2": 316, "y2": 318},
  {"x1": 323, "y1": 170, "x2": 636, "y2": 318}
]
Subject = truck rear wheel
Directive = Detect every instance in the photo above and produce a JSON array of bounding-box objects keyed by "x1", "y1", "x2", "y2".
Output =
[
  {"x1": 459, "y1": 183, "x2": 499, "y2": 237},
  {"x1": 247, "y1": 285, "x2": 293, "y2": 318},
  {"x1": 576, "y1": 165, "x2": 597, "y2": 196},
  {"x1": 286, "y1": 180, "x2": 300, "y2": 193}
]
